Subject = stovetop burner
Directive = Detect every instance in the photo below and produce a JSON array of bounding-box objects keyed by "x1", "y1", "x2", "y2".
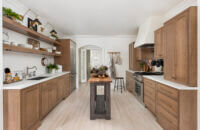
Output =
[{"x1": 134, "y1": 72, "x2": 163, "y2": 75}]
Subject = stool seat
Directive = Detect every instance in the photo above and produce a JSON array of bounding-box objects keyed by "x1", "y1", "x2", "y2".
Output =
[{"x1": 114, "y1": 77, "x2": 125, "y2": 93}]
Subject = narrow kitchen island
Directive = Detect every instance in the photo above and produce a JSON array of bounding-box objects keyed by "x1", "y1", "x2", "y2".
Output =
[{"x1": 88, "y1": 77, "x2": 112, "y2": 120}]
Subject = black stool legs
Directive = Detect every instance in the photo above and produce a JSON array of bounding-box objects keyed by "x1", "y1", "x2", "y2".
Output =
[{"x1": 114, "y1": 77, "x2": 125, "y2": 93}]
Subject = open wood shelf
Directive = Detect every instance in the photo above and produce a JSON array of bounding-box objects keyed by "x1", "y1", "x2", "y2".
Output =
[
  {"x1": 3, "y1": 44, "x2": 62, "y2": 57},
  {"x1": 3, "y1": 16, "x2": 61, "y2": 46}
]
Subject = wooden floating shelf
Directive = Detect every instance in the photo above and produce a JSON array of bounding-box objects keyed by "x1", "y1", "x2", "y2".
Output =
[
  {"x1": 3, "y1": 16, "x2": 61, "y2": 46},
  {"x1": 3, "y1": 44, "x2": 61, "y2": 57}
]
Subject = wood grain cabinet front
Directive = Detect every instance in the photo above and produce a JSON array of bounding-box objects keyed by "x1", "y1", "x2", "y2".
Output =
[
  {"x1": 21, "y1": 85, "x2": 40, "y2": 130},
  {"x1": 144, "y1": 78, "x2": 156, "y2": 114},
  {"x1": 136, "y1": 48, "x2": 154, "y2": 61},
  {"x1": 164, "y1": 6, "x2": 197, "y2": 87},
  {"x1": 4, "y1": 84, "x2": 40, "y2": 130},
  {"x1": 126, "y1": 71, "x2": 135, "y2": 95},
  {"x1": 154, "y1": 27, "x2": 164, "y2": 59},
  {"x1": 129, "y1": 42, "x2": 140, "y2": 71},
  {"x1": 3, "y1": 74, "x2": 71, "y2": 130},
  {"x1": 143, "y1": 78, "x2": 197, "y2": 130}
]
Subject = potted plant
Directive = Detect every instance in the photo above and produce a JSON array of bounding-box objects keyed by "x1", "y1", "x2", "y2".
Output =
[
  {"x1": 47, "y1": 64, "x2": 58, "y2": 74},
  {"x1": 139, "y1": 61, "x2": 145, "y2": 71},
  {"x1": 3, "y1": 7, "x2": 22, "y2": 22}
]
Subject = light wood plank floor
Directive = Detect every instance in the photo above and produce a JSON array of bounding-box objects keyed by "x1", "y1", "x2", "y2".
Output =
[{"x1": 38, "y1": 83, "x2": 162, "y2": 130}]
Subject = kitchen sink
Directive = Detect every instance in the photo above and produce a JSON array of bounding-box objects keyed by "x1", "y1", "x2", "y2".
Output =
[{"x1": 27, "y1": 76, "x2": 49, "y2": 80}]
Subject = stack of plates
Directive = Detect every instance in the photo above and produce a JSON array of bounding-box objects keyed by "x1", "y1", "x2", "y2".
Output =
[
  {"x1": 55, "y1": 51, "x2": 61, "y2": 54},
  {"x1": 18, "y1": 44, "x2": 33, "y2": 49}
]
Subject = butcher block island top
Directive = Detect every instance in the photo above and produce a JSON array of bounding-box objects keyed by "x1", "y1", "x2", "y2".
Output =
[{"x1": 88, "y1": 77, "x2": 112, "y2": 83}]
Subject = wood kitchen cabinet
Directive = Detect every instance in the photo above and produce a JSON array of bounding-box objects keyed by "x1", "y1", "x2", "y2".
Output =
[
  {"x1": 143, "y1": 78, "x2": 197, "y2": 130},
  {"x1": 55, "y1": 39, "x2": 76, "y2": 92},
  {"x1": 136, "y1": 48, "x2": 154, "y2": 61},
  {"x1": 57, "y1": 74, "x2": 71, "y2": 101},
  {"x1": 129, "y1": 43, "x2": 140, "y2": 71},
  {"x1": 4, "y1": 74, "x2": 71, "y2": 130},
  {"x1": 55, "y1": 39, "x2": 71, "y2": 71},
  {"x1": 164, "y1": 6, "x2": 197, "y2": 87},
  {"x1": 154, "y1": 27, "x2": 164, "y2": 59},
  {"x1": 144, "y1": 78, "x2": 156, "y2": 115},
  {"x1": 4, "y1": 84, "x2": 40, "y2": 130},
  {"x1": 40, "y1": 74, "x2": 70, "y2": 120},
  {"x1": 40, "y1": 83, "x2": 49, "y2": 119},
  {"x1": 40, "y1": 78, "x2": 57, "y2": 119},
  {"x1": 21, "y1": 85, "x2": 40, "y2": 130},
  {"x1": 126, "y1": 71, "x2": 135, "y2": 95}
]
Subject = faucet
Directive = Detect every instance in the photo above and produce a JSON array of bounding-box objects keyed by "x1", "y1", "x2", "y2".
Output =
[{"x1": 26, "y1": 66, "x2": 37, "y2": 77}]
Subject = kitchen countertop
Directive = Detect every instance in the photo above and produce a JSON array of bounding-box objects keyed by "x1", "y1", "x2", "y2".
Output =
[
  {"x1": 143, "y1": 75, "x2": 198, "y2": 90},
  {"x1": 3, "y1": 71, "x2": 70, "y2": 90},
  {"x1": 126, "y1": 70, "x2": 139, "y2": 74}
]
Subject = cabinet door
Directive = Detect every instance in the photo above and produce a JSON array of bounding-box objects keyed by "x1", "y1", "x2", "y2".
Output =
[
  {"x1": 57, "y1": 77, "x2": 65, "y2": 102},
  {"x1": 164, "y1": 20, "x2": 176, "y2": 81},
  {"x1": 66, "y1": 74, "x2": 71, "y2": 97},
  {"x1": 173, "y1": 11, "x2": 188, "y2": 84},
  {"x1": 40, "y1": 83, "x2": 49, "y2": 119},
  {"x1": 48, "y1": 83, "x2": 57, "y2": 111},
  {"x1": 136, "y1": 48, "x2": 154, "y2": 61},
  {"x1": 154, "y1": 27, "x2": 164, "y2": 59},
  {"x1": 129, "y1": 43, "x2": 133, "y2": 70},
  {"x1": 136, "y1": 48, "x2": 142, "y2": 60},
  {"x1": 21, "y1": 85, "x2": 40, "y2": 130}
]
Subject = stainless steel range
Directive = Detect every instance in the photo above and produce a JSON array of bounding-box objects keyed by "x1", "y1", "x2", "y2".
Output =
[{"x1": 133, "y1": 72, "x2": 163, "y2": 104}]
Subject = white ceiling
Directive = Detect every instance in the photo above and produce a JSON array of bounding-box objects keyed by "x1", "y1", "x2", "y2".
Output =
[{"x1": 20, "y1": 0, "x2": 182, "y2": 35}]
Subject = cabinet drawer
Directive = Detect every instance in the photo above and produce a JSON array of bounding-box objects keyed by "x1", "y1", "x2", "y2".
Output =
[
  {"x1": 157, "y1": 113, "x2": 178, "y2": 130},
  {"x1": 157, "y1": 83, "x2": 178, "y2": 101},
  {"x1": 157, "y1": 105, "x2": 178, "y2": 127},
  {"x1": 144, "y1": 85, "x2": 156, "y2": 100},
  {"x1": 157, "y1": 92, "x2": 178, "y2": 117},
  {"x1": 144, "y1": 78, "x2": 156, "y2": 89},
  {"x1": 144, "y1": 95, "x2": 155, "y2": 114}
]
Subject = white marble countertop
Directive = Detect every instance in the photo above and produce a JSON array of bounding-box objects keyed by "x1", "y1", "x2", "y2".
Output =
[
  {"x1": 3, "y1": 71, "x2": 70, "y2": 90},
  {"x1": 143, "y1": 75, "x2": 198, "y2": 90}
]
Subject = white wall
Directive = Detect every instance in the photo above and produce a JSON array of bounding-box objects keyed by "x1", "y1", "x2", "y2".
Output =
[
  {"x1": 67, "y1": 35, "x2": 136, "y2": 85},
  {"x1": 3, "y1": 0, "x2": 64, "y2": 78},
  {"x1": 0, "y1": 0, "x2": 3, "y2": 129}
]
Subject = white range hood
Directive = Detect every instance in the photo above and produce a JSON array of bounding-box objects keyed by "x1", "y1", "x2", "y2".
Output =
[{"x1": 134, "y1": 16, "x2": 163, "y2": 48}]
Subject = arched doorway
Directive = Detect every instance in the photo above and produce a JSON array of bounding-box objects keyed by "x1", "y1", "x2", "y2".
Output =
[{"x1": 79, "y1": 45, "x2": 103, "y2": 83}]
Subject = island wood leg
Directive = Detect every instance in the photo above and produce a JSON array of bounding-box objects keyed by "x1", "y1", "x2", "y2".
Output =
[
  {"x1": 105, "y1": 83, "x2": 111, "y2": 120},
  {"x1": 90, "y1": 83, "x2": 96, "y2": 120}
]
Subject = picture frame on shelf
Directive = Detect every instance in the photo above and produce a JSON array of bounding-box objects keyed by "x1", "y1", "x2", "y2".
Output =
[{"x1": 28, "y1": 18, "x2": 37, "y2": 31}]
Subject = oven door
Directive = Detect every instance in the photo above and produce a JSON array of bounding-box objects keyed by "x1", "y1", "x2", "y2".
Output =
[{"x1": 134, "y1": 79, "x2": 144, "y2": 104}]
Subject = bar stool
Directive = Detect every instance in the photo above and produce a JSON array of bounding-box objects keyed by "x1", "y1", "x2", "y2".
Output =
[{"x1": 114, "y1": 77, "x2": 125, "y2": 93}]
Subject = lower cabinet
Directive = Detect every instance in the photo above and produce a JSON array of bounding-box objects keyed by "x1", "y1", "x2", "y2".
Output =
[
  {"x1": 21, "y1": 85, "x2": 40, "y2": 130},
  {"x1": 144, "y1": 78, "x2": 156, "y2": 114},
  {"x1": 144, "y1": 78, "x2": 197, "y2": 130},
  {"x1": 4, "y1": 73, "x2": 71, "y2": 130},
  {"x1": 126, "y1": 71, "x2": 135, "y2": 95},
  {"x1": 4, "y1": 84, "x2": 40, "y2": 130}
]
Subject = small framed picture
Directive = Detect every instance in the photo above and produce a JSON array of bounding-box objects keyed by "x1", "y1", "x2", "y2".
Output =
[{"x1": 28, "y1": 18, "x2": 37, "y2": 31}]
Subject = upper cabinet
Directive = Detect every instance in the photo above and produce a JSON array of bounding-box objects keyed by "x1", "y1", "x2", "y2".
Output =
[
  {"x1": 55, "y1": 39, "x2": 71, "y2": 71},
  {"x1": 134, "y1": 16, "x2": 163, "y2": 48},
  {"x1": 136, "y1": 48, "x2": 154, "y2": 61},
  {"x1": 164, "y1": 7, "x2": 197, "y2": 87},
  {"x1": 154, "y1": 27, "x2": 164, "y2": 59},
  {"x1": 129, "y1": 43, "x2": 140, "y2": 71}
]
